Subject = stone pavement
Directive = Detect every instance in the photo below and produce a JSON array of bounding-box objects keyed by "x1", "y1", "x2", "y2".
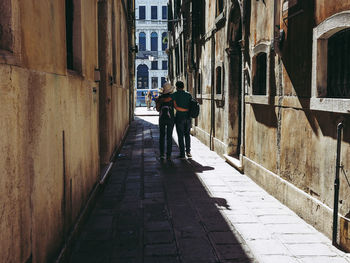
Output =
[
  {"x1": 134, "y1": 106, "x2": 159, "y2": 116},
  {"x1": 69, "y1": 115, "x2": 350, "y2": 263}
]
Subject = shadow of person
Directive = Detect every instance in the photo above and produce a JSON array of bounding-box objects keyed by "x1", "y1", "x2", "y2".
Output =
[{"x1": 186, "y1": 159, "x2": 215, "y2": 173}]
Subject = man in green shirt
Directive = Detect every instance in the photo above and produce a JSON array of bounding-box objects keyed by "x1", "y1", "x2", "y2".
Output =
[{"x1": 170, "y1": 81, "x2": 193, "y2": 159}]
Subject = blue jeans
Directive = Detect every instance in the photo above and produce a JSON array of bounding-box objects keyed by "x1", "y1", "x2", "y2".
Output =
[
  {"x1": 175, "y1": 116, "x2": 191, "y2": 156},
  {"x1": 159, "y1": 119, "x2": 174, "y2": 157}
]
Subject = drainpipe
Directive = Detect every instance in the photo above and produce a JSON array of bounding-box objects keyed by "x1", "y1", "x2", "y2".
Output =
[
  {"x1": 210, "y1": 31, "x2": 216, "y2": 150},
  {"x1": 333, "y1": 122, "x2": 344, "y2": 246}
]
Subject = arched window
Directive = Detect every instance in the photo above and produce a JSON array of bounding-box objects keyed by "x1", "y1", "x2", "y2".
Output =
[
  {"x1": 151, "y1": 32, "x2": 158, "y2": 51},
  {"x1": 327, "y1": 28, "x2": 350, "y2": 98},
  {"x1": 137, "y1": 64, "x2": 149, "y2": 89},
  {"x1": 139, "y1": 32, "x2": 146, "y2": 51},
  {"x1": 162, "y1": 32, "x2": 168, "y2": 51}
]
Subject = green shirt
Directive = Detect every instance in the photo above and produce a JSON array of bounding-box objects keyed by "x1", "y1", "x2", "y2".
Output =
[{"x1": 170, "y1": 90, "x2": 192, "y2": 117}]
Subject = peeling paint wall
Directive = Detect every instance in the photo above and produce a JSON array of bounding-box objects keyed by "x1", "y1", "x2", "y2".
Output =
[
  {"x1": 0, "y1": 0, "x2": 133, "y2": 262},
  {"x1": 244, "y1": 0, "x2": 350, "y2": 248},
  {"x1": 169, "y1": 0, "x2": 350, "y2": 250}
]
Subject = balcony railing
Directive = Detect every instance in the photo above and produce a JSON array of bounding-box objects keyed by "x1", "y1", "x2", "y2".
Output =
[{"x1": 136, "y1": 51, "x2": 167, "y2": 60}]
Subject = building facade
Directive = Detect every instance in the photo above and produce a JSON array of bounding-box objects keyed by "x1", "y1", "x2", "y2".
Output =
[
  {"x1": 0, "y1": 0, "x2": 135, "y2": 262},
  {"x1": 168, "y1": 0, "x2": 350, "y2": 251},
  {"x1": 135, "y1": 0, "x2": 168, "y2": 105}
]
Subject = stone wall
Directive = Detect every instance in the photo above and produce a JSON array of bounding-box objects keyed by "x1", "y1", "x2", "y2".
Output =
[{"x1": 0, "y1": 0, "x2": 133, "y2": 262}]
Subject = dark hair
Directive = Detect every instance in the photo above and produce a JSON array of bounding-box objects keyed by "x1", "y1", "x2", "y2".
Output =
[{"x1": 175, "y1": 81, "x2": 184, "y2": 89}]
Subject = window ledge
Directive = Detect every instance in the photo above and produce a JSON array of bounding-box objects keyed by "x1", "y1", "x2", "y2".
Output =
[
  {"x1": 215, "y1": 93, "x2": 224, "y2": 101},
  {"x1": 245, "y1": 95, "x2": 270, "y2": 105},
  {"x1": 310, "y1": 97, "x2": 350, "y2": 114}
]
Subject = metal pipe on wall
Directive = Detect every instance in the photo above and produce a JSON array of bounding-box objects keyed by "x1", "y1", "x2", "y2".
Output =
[{"x1": 333, "y1": 122, "x2": 344, "y2": 246}]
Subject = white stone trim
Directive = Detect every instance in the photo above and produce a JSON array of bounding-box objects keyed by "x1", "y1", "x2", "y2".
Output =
[{"x1": 311, "y1": 11, "x2": 350, "y2": 114}]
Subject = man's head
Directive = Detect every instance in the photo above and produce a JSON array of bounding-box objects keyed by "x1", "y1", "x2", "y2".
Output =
[{"x1": 175, "y1": 81, "x2": 184, "y2": 90}]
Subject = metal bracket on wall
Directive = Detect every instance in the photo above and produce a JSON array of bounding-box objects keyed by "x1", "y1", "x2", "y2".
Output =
[{"x1": 283, "y1": 9, "x2": 304, "y2": 26}]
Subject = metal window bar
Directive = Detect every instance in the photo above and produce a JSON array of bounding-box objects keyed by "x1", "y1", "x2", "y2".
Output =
[{"x1": 327, "y1": 28, "x2": 350, "y2": 98}]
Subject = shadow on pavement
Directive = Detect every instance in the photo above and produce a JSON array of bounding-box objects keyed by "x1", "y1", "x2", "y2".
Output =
[{"x1": 69, "y1": 116, "x2": 256, "y2": 263}]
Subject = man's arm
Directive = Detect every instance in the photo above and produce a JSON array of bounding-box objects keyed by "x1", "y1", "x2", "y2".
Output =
[
  {"x1": 160, "y1": 97, "x2": 172, "y2": 102},
  {"x1": 173, "y1": 100, "x2": 188, "y2": 112}
]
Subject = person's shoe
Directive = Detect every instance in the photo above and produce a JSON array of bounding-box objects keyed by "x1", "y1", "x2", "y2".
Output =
[{"x1": 186, "y1": 152, "x2": 192, "y2": 158}]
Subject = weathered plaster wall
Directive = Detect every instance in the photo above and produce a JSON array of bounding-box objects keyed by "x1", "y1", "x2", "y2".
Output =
[
  {"x1": 250, "y1": 0, "x2": 273, "y2": 45},
  {"x1": 0, "y1": 0, "x2": 131, "y2": 262},
  {"x1": 243, "y1": 0, "x2": 350, "y2": 246},
  {"x1": 315, "y1": 1, "x2": 350, "y2": 25}
]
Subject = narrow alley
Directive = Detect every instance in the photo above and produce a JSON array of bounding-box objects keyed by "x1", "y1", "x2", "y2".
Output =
[{"x1": 69, "y1": 113, "x2": 350, "y2": 263}]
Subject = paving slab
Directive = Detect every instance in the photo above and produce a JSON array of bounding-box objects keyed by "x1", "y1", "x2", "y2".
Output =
[{"x1": 69, "y1": 115, "x2": 350, "y2": 263}]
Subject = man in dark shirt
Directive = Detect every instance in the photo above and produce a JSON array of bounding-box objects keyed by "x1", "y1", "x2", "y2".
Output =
[{"x1": 170, "y1": 81, "x2": 193, "y2": 159}]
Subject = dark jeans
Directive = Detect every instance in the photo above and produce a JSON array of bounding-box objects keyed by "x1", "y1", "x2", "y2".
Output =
[
  {"x1": 175, "y1": 116, "x2": 191, "y2": 156},
  {"x1": 159, "y1": 119, "x2": 174, "y2": 156}
]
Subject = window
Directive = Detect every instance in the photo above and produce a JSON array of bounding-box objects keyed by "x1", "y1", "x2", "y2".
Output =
[
  {"x1": 137, "y1": 64, "x2": 149, "y2": 89},
  {"x1": 119, "y1": 8, "x2": 123, "y2": 85},
  {"x1": 175, "y1": 0, "x2": 181, "y2": 19},
  {"x1": 151, "y1": 32, "x2": 158, "y2": 51},
  {"x1": 197, "y1": 72, "x2": 202, "y2": 95},
  {"x1": 139, "y1": 32, "x2": 146, "y2": 51},
  {"x1": 162, "y1": 6, "x2": 167, "y2": 20},
  {"x1": 162, "y1": 60, "x2": 168, "y2": 70},
  {"x1": 0, "y1": 0, "x2": 12, "y2": 52},
  {"x1": 180, "y1": 37, "x2": 183, "y2": 74},
  {"x1": 193, "y1": 0, "x2": 206, "y2": 38},
  {"x1": 216, "y1": 67, "x2": 222, "y2": 94},
  {"x1": 253, "y1": 53, "x2": 267, "y2": 95},
  {"x1": 216, "y1": 0, "x2": 224, "y2": 17},
  {"x1": 65, "y1": 0, "x2": 82, "y2": 71},
  {"x1": 327, "y1": 28, "x2": 350, "y2": 98},
  {"x1": 162, "y1": 32, "x2": 168, "y2": 50},
  {"x1": 311, "y1": 12, "x2": 350, "y2": 113},
  {"x1": 161, "y1": 77, "x2": 166, "y2": 87},
  {"x1": 139, "y1": 6, "x2": 145, "y2": 20},
  {"x1": 151, "y1": 61, "x2": 158, "y2": 70},
  {"x1": 175, "y1": 45, "x2": 180, "y2": 76},
  {"x1": 112, "y1": 7, "x2": 116, "y2": 83},
  {"x1": 247, "y1": 43, "x2": 270, "y2": 104},
  {"x1": 151, "y1": 6, "x2": 157, "y2": 20},
  {"x1": 152, "y1": 77, "x2": 158, "y2": 89}
]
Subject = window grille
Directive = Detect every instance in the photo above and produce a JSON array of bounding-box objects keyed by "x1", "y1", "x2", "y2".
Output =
[{"x1": 327, "y1": 28, "x2": 350, "y2": 98}]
